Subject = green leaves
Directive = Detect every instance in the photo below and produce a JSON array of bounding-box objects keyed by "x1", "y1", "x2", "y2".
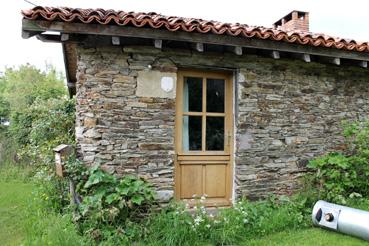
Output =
[
  {"x1": 308, "y1": 120, "x2": 369, "y2": 203},
  {"x1": 76, "y1": 165, "x2": 155, "y2": 237},
  {"x1": 84, "y1": 168, "x2": 116, "y2": 189}
]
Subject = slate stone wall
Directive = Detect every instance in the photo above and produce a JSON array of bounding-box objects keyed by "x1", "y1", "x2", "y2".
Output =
[{"x1": 75, "y1": 45, "x2": 369, "y2": 202}]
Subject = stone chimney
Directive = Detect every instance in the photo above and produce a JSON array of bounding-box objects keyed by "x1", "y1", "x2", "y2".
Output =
[{"x1": 273, "y1": 10, "x2": 309, "y2": 32}]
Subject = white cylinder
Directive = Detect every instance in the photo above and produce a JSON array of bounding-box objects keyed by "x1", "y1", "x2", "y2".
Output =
[{"x1": 312, "y1": 200, "x2": 369, "y2": 241}]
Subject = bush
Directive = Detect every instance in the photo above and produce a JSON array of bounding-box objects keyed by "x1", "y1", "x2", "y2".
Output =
[
  {"x1": 65, "y1": 162, "x2": 155, "y2": 243},
  {"x1": 10, "y1": 98, "x2": 75, "y2": 165},
  {"x1": 142, "y1": 195, "x2": 311, "y2": 245},
  {"x1": 308, "y1": 120, "x2": 369, "y2": 203}
]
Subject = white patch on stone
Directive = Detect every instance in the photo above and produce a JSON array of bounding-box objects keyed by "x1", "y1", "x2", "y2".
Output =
[
  {"x1": 161, "y1": 77, "x2": 174, "y2": 92},
  {"x1": 238, "y1": 133, "x2": 254, "y2": 150},
  {"x1": 136, "y1": 70, "x2": 176, "y2": 98}
]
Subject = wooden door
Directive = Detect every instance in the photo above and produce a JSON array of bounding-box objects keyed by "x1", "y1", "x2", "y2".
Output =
[{"x1": 175, "y1": 70, "x2": 233, "y2": 207}]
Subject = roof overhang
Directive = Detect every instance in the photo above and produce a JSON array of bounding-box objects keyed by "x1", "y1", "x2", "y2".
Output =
[{"x1": 22, "y1": 16, "x2": 369, "y2": 97}]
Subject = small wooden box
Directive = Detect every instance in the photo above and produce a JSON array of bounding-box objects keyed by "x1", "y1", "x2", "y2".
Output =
[{"x1": 53, "y1": 144, "x2": 73, "y2": 178}]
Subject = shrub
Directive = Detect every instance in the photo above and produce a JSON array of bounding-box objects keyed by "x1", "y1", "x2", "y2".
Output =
[
  {"x1": 308, "y1": 120, "x2": 369, "y2": 203},
  {"x1": 68, "y1": 164, "x2": 155, "y2": 243},
  {"x1": 143, "y1": 195, "x2": 311, "y2": 245},
  {"x1": 10, "y1": 98, "x2": 75, "y2": 165}
]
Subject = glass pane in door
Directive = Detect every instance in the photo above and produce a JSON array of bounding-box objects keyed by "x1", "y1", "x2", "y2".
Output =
[
  {"x1": 183, "y1": 116, "x2": 202, "y2": 151},
  {"x1": 183, "y1": 77, "x2": 202, "y2": 112},
  {"x1": 206, "y1": 78, "x2": 224, "y2": 113},
  {"x1": 206, "y1": 117, "x2": 224, "y2": 151}
]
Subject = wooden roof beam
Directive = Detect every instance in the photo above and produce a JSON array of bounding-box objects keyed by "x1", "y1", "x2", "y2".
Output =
[
  {"x1": 359, "y1": 60, "x2": 368, "y2": 68},
  {"x1": 112, "y1": 36, "x2": 120, "y2": 45},
  {"x1": 61, "y1": 33, "x2": 69, "y2": 42},
  {"x1": 271, "y1": 50, "x2": 280, "y2": 59},
  {"x1": 193, "y1": 43, "x2": 204, "y2": 52},
  {"x1": 233, "y1": 46, "x2": 242, "y2": 55},
  {"x1": 331, "y1": 57, "x2": 340, "y2": 66},
  {"x1": 22, "y1": 30, "x2": 41, "y2": 39},
  {"x1": 154, "y1": 39, "x2": 162, "y2": 49}
]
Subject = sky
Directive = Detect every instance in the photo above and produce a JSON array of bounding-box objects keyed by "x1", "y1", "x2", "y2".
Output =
[{"x1": 1, "y1": 0, "x2": 369, "y2": 75}]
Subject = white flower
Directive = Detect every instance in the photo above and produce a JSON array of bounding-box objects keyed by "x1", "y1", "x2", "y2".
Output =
[
  {"x1": 206, "y1": 224, "x2": 211, "y2": 228},
  {"x1": 209, "y1": 214, "x2": 214, "y2": 218},
  {"x1": 243, "y1": 218, "x2": 248, "y2": 224},
  {"x1": 194, "y1": 216, "x2": 203, "y2": 224}
]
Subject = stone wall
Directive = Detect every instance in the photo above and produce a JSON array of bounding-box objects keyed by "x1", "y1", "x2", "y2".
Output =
[
  {"x1": 75, "y1": 45, "x2": 369, "y2": 203},
  {"x1": 235, "y1": 62, "x2": 369, "y2": 199}
]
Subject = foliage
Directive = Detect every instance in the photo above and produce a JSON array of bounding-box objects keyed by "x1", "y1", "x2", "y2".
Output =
[
  {"x1": 142, "y1": 195, "x2": 311, "y2": 246},
  {"x1": 308, "y1": 120, "x2": 369, "y2": 203},
  {"x1": 245, "y1": 227, "x2": 369, "y2": 246},
  {"x1": 0, "y1": 64, "x2": 71, "y2": 165},
  {"x1": 0, "y1": 64, "x2": 66, "y2": 113},
  {"x1": 0, "y1": 95, "x2": 9, "y2": 125},
  {"x1": 10, "y1": 98, "x2": 75, "y2": 165},
  {"x1": 0, "y1": 180, "x2": 87, "y2": 246},
  {"x1": 64, "y1": 161, "x2": 156, "y2": 243},
  {"x1": 33, "y1": 166, "x2": 71, "y2": 212}
]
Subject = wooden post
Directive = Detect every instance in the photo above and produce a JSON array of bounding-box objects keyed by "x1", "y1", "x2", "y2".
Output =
[{"x1": 53, "y1": 144, "x2": 80, "y2": 206}]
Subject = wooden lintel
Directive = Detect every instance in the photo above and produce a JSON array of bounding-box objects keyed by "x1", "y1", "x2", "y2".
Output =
[
  {"x1": 194, "y1": 43, "x2": 204, "y2": 52},
  {"x1": 359, "y1": 61, "x2": 368, "y2": 68},
  {"x1": 22, "y1": 19, "x2": 369, "y2": 61},
  {"x1": 233, "y1": 46, "x2": 242, "y2": 55},
  {"x1": 154, "y1": 39, "x2": 162, "y2": 49},
  {"x1": 112, "y1": 36, "x2": 120, "y2": 45},
  {"x1": 271, "y1": 50, "x2": 280, "y2": 59},
  {"x1": 61, "y1": 33, "x2": 69, "y2": 42}
]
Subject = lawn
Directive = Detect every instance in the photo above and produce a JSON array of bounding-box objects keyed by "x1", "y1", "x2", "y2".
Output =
[
  {"x1": 0, "y1": 182, "x2": 34, "y2": 246},
  {"x1": 247, "y1": 228, "x2": 369, "y2": 246},
  {"x1": 0, "y1": 179, "x2": 85, "y2": 246},
  {"x1": 1, "y1": 178, "x2": 369, "y2": 245},
  {"x1": 0, "y1": 167, "x2": 369, "y2": 246}
]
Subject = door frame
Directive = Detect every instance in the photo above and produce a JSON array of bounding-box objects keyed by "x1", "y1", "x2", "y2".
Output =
[{"x1": 174, "y1": 69, "x2": 234, "y2": 206}]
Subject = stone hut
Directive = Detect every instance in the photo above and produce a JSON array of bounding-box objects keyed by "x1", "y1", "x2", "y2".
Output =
[{"x1": 22, "y1": 7, "x2": 369, "y2": 206}]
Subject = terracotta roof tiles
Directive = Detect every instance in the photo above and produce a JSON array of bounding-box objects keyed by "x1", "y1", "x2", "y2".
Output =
[{"x1": 22, "y1": 6, "x2": 369, "y2": 53}]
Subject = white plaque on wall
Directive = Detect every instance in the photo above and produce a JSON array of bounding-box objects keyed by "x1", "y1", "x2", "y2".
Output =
[{"x1": 161, "y1": 77, "x2": 174, "y2": 92}]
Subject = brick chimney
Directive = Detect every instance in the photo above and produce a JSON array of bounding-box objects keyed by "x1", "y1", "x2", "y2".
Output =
[{"x1": 273, "y1": 10, "x2": 309, "y2": 32}]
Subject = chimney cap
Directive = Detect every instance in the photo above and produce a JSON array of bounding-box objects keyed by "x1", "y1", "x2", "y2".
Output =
[{"x1": 273, "y1": 10, "x2": 309, "y2": 28}]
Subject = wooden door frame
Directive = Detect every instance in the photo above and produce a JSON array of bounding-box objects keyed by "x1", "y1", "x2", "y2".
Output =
[{"x1": 174, "y1": 69, "x2": 234, "y2": 206}]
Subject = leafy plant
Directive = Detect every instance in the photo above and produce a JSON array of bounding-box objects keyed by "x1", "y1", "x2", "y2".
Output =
[
  {"x1": 308, "y1": 120, "x2": 369, "y2": 203},
  {"x1": 73, "y1": 165, "x2": 155, "y2": 242},
  {"x1": 142, "y1": 195, "x2": 311, "y2": 246}
]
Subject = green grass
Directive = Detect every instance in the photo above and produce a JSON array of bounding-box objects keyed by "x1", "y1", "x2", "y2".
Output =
[
  {"x1": 1, "y1": 164, "x2": 369, "y2": 245},
  {"x1": 0, "y1": 182, "x2": 34, "y2": 246},
  {"x1": 246, "y1": 228, "x2": 369, "y2": 246},
  {"x1": 0, "y1": 163, "x2": 86, "y2": 246}
]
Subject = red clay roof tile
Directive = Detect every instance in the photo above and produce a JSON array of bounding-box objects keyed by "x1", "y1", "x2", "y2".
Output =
[{"x1": 22, "y1": 6, "x2": 369, "y2": 53}]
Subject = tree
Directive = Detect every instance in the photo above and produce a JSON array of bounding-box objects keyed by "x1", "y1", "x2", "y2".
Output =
[
  {"x1": 0, "y1": 96, "x2": 10, "y2": 124},
  {"x1": 0, "y1": 64, "x2": 66, "y2": 113}
]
